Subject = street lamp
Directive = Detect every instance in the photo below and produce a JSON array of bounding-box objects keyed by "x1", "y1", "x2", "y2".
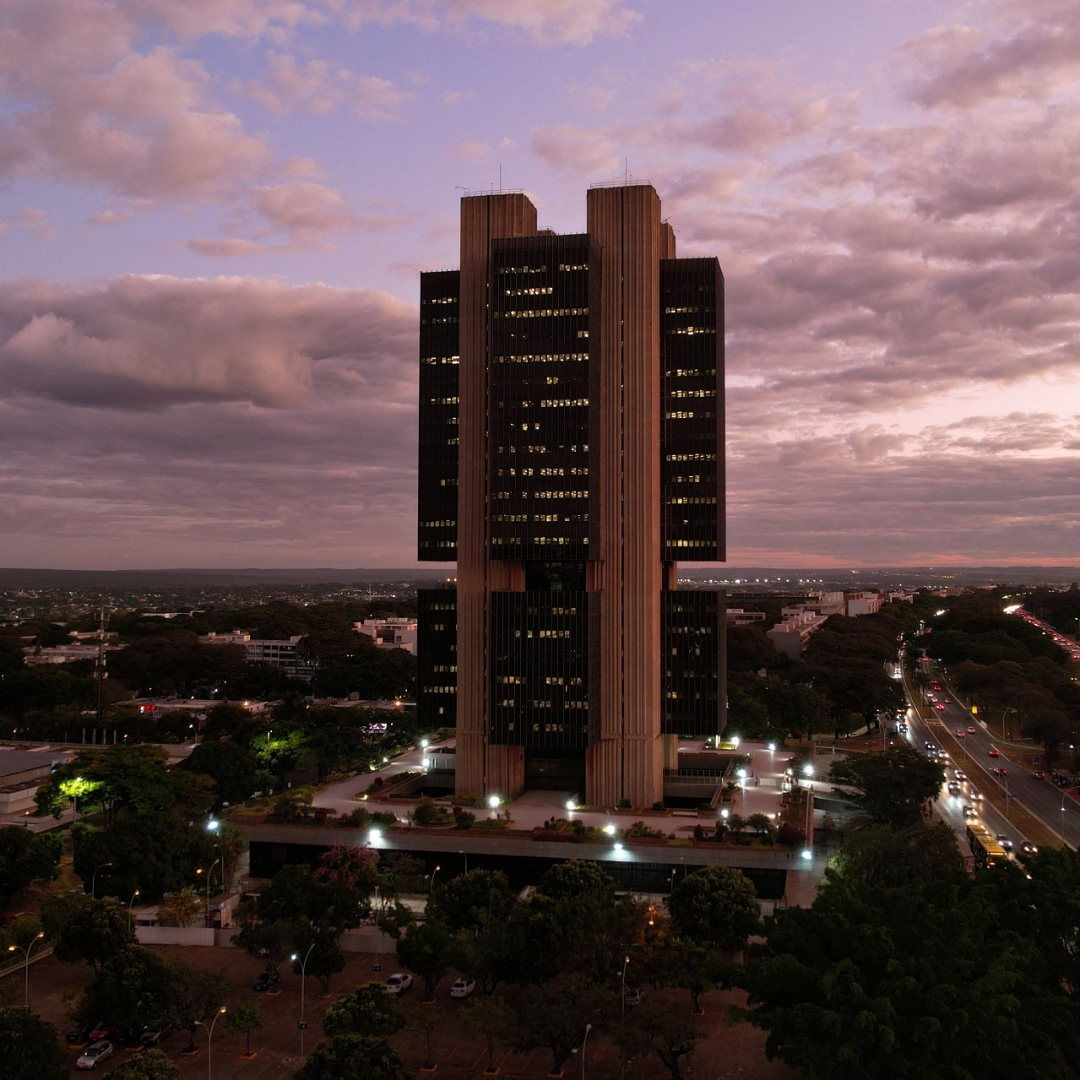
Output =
[
  {"x1": 7, "y1": 932, "x2": 45, "y2": 1007},
  {"x1": 197, "y1": 859, "x2": 222, "y2": 925},
  {"x1": 428, "y1": 865, "x2": 441, "y2": 893},
  {"x1": 194, "y1": 1006, "x2": 227, "y2": 1080},
  {"x1": 91, "y1": 862, "x2": 113, "y2": 899},
  {"x1": 128, "y1": 889, "x2": 140, "y2": 932},
  {"x1": 459, "y1": 850, "x2": 468, "y2": 875},
  {"x1": 291, "y1": 941, "x2": 317, "y2": 1058},
  {"x1": 580, "y1": 1023, "x2": 593, "y2": 1080},
  {"x1": 621, "y1": 956, "x2": 630, "y2": 1014}
]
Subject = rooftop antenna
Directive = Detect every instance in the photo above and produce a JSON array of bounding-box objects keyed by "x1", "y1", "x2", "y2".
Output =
[
  {"x1": 625, "y1": 157, "x2": 628, "y2": 183},
  {"x1": 499, "y1": 163, "x2": 502, "y2": 191}
]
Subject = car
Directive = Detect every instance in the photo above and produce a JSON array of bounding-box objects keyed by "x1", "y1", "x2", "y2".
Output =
[
  {"x1": 1020, "y1": 841, "x2": 1038, "y2": 856},
  {"x1": 993, "y1": 767, "x2": 1008, "y2": 777},
  {"x1": 996, "y1": 834, "x2": 1015, "y2": 852},
  {"x1": 967, "y1": 726, "x2": 977, "y2": 734},
  {"x1": 88, "y1": 1022, "x2": 118, "y2": 1042},
  {"x1": 947, "y1": 781, "x2": 961, "y2": 795},
  {"x1": 76, "y1": 1041, "x2": 114, "y2": 1070},
  {"x1": 970, "y1": 789, "x2": 984, "y2": 802},
  {"x1": 450, "y1": 978, "x2": 477, "y2": 999},
  {"x1": 925, "y1": 741, "x2": 934, "y2": 750},
  {"x1": 67, "y1": 1024, "x2": 94, "y2": 1046},
  {"x1": 988, "y1": 747, "x2": 1001, "y2": 757},
  {"x1": 1032, "y1": 771, "x2": 1045, "y2": 780},
  {"x1": 934, "y1": 703, "x2": 946, "y2": 710},
  {"x1": 962, "y1": 805, "x2": 977, "y2": 818},
  {"x1": 386, "y1": 973, "x2": 413, "y2": 995},
  {"x1": 139, "y1": 1022, "x2": 174, "y2": 1047},
  {"x1": 955, "y1": 770, "x2": 967, "y2": 781},
  {"x1": 956, "y1": 729, "x2": 966, "y2": 737},
  {"x1": 253, "y1": 970, "x2": 280, "y2": 992}
]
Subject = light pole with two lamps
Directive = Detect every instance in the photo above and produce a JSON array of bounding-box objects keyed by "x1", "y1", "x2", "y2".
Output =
[
  {"x1": 7, "y1": 932, "x2": 45, "y2": 1007},
  {"x1": 195, "y1": 1006, "x2": 227, "y2": 1080}
]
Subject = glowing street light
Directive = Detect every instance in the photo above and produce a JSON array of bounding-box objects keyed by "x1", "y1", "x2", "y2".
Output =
[{"x1": 7, "y1": 932, "x2": 45, "y2": 1007}]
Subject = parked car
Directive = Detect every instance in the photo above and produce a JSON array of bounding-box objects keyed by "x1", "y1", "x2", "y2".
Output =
[
  {"x1": 386, "y1": 973, "x2": 413, "y2": 995},
  {"x1": 253, "y1": 970, "x2": 281, "y2": 992},
  {"x1": 88, "y1": 1022, "x2": 118, "y2": 1042},
  {"x1": 76, "y1": 1042, "x2": 114, "y2": 1070},
  {"x1": 140, "y1": 1022, "x2": 174, "y2": 1046},
  {"x1": 450, "y1": 978, "x2": 477, "y2": 999},
  {"x1": 67, "y1": 1024, "x2": 94, "y2": 1045}
]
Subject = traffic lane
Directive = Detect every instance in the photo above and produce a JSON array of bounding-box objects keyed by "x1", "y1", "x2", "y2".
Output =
[
  {"x1": 902, "y1": 704, "x2": 1030, "y2": 854},
  {"x1": 936, "y1": 685, "x2": 1080, "y2": 846}
]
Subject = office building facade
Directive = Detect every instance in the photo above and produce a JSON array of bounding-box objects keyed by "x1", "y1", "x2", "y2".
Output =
[{"x1": 417, "y1": 184, "x2": 725, "y2": 806}]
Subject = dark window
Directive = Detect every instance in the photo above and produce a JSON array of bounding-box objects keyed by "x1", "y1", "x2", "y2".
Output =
[{"x1": 661, "y1": 589, "x2": 726, "y2": 737}]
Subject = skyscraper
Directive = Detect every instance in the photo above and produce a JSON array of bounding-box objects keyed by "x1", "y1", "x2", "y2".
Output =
[{"x1": 417, "y1": 183, "x2": 725, "y2": 807}]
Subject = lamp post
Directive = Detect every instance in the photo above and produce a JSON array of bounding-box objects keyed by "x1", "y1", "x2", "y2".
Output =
[
  {"x1": 128, "y1": 889, "x2": 140, "y2": 932},
  {"x1": 195, "y1": 1006, "x2": 227, "y2": 1080},
  {"x1": 428, "y1": 865, "x2": 441, "y2": 893},
  {"x1": 91, "y1": 861, "x2": 113, "y2": 899},
  {"x1": 291, "y1": 941, "x2": 317, "y2": 1058},
  {"x1": 580, "y1": 1022, "x2": 593, "y2": 1080},
  {"x1": 459, "y1": 850, "x2": 468, "y2": 875},
  {"x1": 7, "y1": 932, "x2": 45, "y2": 1007}
]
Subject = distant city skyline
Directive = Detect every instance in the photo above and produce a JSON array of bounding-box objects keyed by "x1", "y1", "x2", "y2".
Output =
[{"x1": 1, "y1": 0, "x2": 1078, "y2": 569}]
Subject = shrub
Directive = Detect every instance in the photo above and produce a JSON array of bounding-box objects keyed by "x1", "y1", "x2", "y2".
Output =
[
  {"x1": 411, "y1": 799, "x2": 442, "y2": 826},
  {"x1": 777, "y1": 822, "x2": 806, "y2": 847},
  {"x1": 453, "y1": 808, "x2": 475, "y2": 830},
  {"x1": 617, "y1": 798, "x2": 632, "y2": 809}
]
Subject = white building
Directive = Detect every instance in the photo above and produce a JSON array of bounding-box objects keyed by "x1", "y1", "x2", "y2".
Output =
[
  {"x1": 354, "y1": 618, "x2": 417, "y2": 655},
  {"x1": 199, "y1": 632, "x2": 314, "y2": 679},
  {"x1": 767, "y1": 610, "x2": 829, "y2": 660},
  {"x1": 845, "y1": 591, "x2": 882, "y2": 617}
]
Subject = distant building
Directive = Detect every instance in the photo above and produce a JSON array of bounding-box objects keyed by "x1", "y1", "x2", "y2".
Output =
[
  {"x1": 199, "y1": 632, "x2": 314, "y2": 680},
  {"x1": 767, "y1": 611, "x2": 829, "y2": 660},
  {"x1": 355, "y1": 618, "x2": 417, "y2": 654},
  {"x1": 726, "y1": 608, "x2": 766, "y2": 625},
  {"x1": 845, "y1": 591, "x2": 882, "y2": 617},
  {"x1": 24, "y1": 644, "x2": 121, "y2": 665}
]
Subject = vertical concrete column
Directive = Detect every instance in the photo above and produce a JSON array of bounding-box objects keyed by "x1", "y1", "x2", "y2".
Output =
[
  {"x1": 456, "y1": 193, "x2": 536, "y2": 799},
  {"x1": 585, "y1": 184, "x2": 663, "y2": 808}
]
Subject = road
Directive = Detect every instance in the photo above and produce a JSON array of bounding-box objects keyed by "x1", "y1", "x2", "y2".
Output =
[{"x1": 900, "y1": 658, "x2": 1080, "y2": 851}]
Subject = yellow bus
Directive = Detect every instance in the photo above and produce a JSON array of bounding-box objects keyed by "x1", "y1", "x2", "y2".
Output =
[{"x1": 966, "y1": 824, "x2": 1007, "y2": 869}]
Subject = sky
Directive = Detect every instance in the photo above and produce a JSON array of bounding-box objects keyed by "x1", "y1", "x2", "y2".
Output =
[{"x1": 1, "y1": 0, "x2": 1078, "y2": 570}]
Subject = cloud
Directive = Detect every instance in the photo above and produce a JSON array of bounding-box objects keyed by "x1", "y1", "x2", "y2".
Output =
[
  {"x1": 531, "y1": 124, "x2": 619, "y2": 175},
  {"x1": 448, "y1": 140, "x2": 491, "y2": 161},
  {"x1": 0, "y1": 275, "x2": 415, "y2": 410},
  {"x1": 244, "y1": 51, "x2": 410, "y2": 119},
  {"x1": 14, "y1": 208, "x2": 57, "y2": 241}
]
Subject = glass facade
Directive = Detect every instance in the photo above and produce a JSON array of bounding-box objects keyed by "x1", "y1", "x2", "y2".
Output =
[
  {"x1": 488, "y1": 235, "x2": 598, "y2": 562},
  {"x1": 417, "y1": 270, "x2": 460, "y2": 561},
  {"x1": 417, "y1": 588, "x2": 457, "y2": 726},
  {"x1": 661, "y1": 589, "x2": 726, "y2": 737},
  {"x1": 660, "y1": 258, "x2": 724, "y2": 560},
  {"x1": 488, "y1": 591, "x2": 596, "y2": 749}
]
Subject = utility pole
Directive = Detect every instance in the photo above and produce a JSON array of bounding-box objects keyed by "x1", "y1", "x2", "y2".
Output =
[{"x1": 95, "y1": 604, "x2": 107, "y2": 727}]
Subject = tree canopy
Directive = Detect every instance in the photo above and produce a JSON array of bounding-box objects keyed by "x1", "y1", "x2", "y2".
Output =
[
  {"x1": 828, "y1": 746, "x2": 945, "y2": 829},
  {"x1": 667, "y1": 866, "x2": 760, "y2": 950}
]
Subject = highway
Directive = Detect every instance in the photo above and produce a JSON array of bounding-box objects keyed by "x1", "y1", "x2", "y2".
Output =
[{"x1": 900, "y1": 659, "x2": 1080, "y2": 851}]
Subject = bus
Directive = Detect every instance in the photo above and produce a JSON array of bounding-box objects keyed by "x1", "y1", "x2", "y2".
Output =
[{"x1": 966, "y1": 823, "x2": 1007, "y2": 869}]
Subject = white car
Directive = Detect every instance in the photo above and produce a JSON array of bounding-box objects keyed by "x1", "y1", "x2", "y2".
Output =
[
  {"x1": 450, "y1": 977, "x2": 477, "y2": 998},
  {"x1": 76, "y1": 1042, "x2": 114, "y2": 1070},
  {"x1": 386, "y1": 972, "x2": 413, "y2": 995}
]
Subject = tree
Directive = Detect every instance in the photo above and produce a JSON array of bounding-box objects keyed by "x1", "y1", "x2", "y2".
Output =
[
  {"x1": 535, "y1": 859, "x2": 616, "y2": 903},
  {"x1": 668, "y1": 866, "x2": 760, "y2": 950},
  {"x1": 179, "y1": 740, "x2": 259, "y2": 809},
  {"x1": 836, "y1": 822, "x2": 964, "y2": 891},
  {"x1": 294, "y1": 1035, "x2": 413, "y2": 1080},
  {"x1": 408, "y1": 1003, "x2": 442, "y2": 1069},
  {"x1": 0, "y1": 1007, "x2": 66, "y2": 1080},
  {"x1": 232, "y1": 916, "x2": 294, "y2": 977},
  {"x1": 224, "y1": 1002, "x2": 264, "y2": 1057},
  {"x1": 396, "y1": 918, "x2": 452, "y2": 1001},
  {"x1": 291, "y1": 922, "x2": 347, "y2": 992},
  {"x1": 0, "y1": 827, "x2": 62, "y2": 904},
  {"x1": 828, "y1": 745, "x2": 944, "y2": 829},
  {"x1": 460, "y1": 994, "x2": 512, "y2": 1072},
  {"x1": 510, "y1": 975, "x2": 608, "y2": 1076},
  {"x1": 640, "y1": 938, "x2": 731, "y2": 1014},
  {"x1": 41, "y1": 892, "x2": 135, "y2": 972},
  {"x1": 166, "y1": 960, "x2": 231, "y2": 1051},
  {"x1": 741, "y1": 865, "x2": 1080, "y2": 1079},
  {"x1": 79, "y1": 944, "x2": 173, "y2": 1044},
  {"x1": 156, "y1": 888, "x2": 203, "y2": 928},
  {"x1": 428, "y1": 869, "x2": 513, "y2": 932},
  {"x1": 618, "y1": 1000, "x2": 705, "y2": 1080},
  {"x1": 323, "y1": 983, "x2": 405, "y2": 1039},
  {"x1": 108, "y1": 1049, "x2": 182, "y2": 1080}
]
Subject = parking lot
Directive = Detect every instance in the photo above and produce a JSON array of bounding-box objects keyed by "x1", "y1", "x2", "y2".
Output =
[{"x1": 19, "y1": 944, "x2": 798, "y2": 1080}]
